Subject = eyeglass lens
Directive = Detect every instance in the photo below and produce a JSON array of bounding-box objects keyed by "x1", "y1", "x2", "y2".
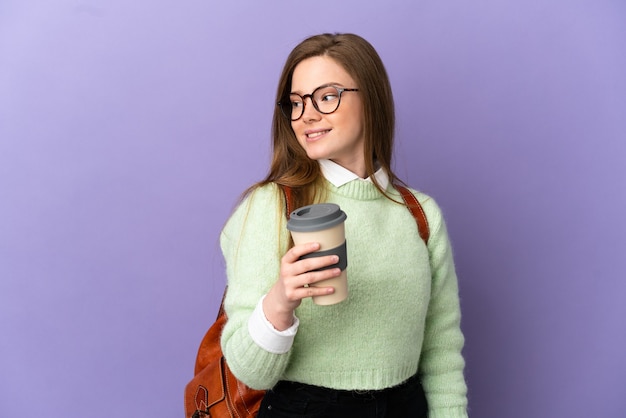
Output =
[{"x1": 284, "y1": 85, "x2": 343, "y2": 121}]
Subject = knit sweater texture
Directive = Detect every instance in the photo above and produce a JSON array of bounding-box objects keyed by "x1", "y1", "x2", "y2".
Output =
[{"x1": 220, "y1": 180, "x2": 468, "y2": 418}]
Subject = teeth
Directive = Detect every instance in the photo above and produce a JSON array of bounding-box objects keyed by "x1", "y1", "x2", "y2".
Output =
[{"x1": 307, "y1": 130, "x2": 328, "y2": 138}]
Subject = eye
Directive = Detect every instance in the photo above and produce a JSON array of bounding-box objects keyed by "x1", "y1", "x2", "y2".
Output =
[
  {"x1": 320, "y1": 93, "x2": 338, "y2": 102},
  {"x1": 289, "y1": 95, "x2": 304, "y2": 108},
  {"x1": 315, "y1": 86, "x2": 340, "y2": 103}
]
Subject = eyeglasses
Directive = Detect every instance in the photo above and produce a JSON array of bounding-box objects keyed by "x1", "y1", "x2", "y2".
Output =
[{"x1": 278, "y1": 84, "x2": 359, "y2": 121}]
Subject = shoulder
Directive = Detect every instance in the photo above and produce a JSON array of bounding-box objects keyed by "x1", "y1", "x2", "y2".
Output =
[
  {"x1": 391, "y1": 185, "x2": 448, "y2": 241},
  {"x1": 222, "y1": 183, "x2": 285, "y2": 235},
  {"x1": 391, "y1": 185, "x2": 443, "y2": 221},
  {"x1": 234, "y1": 183, "x2": 283, "y2": 216}
]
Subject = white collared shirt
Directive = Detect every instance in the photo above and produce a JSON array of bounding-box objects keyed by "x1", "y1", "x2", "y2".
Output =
[
  {"x1": 318, "y1": 159, "x2": 390, "y2": 189},
  {"x1": 247, "y1": 160, "x2": 390, "y2": 353}
]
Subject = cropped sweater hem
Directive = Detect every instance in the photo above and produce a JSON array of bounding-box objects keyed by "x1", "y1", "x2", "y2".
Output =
[{"x1": 282, "y1": 364, "x2": 419, "y2": 391}]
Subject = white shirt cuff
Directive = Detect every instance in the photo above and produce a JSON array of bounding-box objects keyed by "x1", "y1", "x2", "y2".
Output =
[{"x1": 248, "y1": 294, "x2": 299, "y2": 354}]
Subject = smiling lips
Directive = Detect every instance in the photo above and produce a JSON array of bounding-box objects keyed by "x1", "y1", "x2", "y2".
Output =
[{"x1": 305, "y1": 129, "x2": 331, "y2": 141}]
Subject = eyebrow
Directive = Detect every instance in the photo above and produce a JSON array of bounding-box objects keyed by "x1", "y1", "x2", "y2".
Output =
[{"x1": 290, "y1": 82, "x2": 346, "y2": 95}]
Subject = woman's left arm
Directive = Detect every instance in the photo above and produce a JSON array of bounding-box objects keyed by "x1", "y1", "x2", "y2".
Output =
[
  {"x1": 219, "y1": 185, "x2": 295, "y2": 389},
  {"x1": 418, "y1": 196, "x2": 469, "y2": 418}
]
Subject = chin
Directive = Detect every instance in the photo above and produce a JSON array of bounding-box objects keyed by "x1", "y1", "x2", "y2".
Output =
[{"x1": 304, "y1": 149, "x2": 329, "y2": 161}]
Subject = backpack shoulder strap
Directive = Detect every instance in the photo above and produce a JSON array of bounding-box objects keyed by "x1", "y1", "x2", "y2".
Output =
[
  {"x1": 282, "y1": 184, "x2": 294, "y2": 219},
  {"x1": 395, "y1": 185, "x2": 430, "y2": 245}
]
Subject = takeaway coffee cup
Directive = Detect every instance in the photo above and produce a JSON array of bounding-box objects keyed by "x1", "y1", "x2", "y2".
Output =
[{"x1": 287, "y1": 203, "x2": 348, "y2": 305}]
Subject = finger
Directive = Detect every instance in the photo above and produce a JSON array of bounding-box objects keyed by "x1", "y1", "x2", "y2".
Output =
[
  {"x1": 299, "y1": 267, "x2": 342, "y2": 288},
  {"x1": 296, "y1": 255, "x2": 340, "y2": 275},
  {"x1": 299, "y1": 283, "x2": 335, "y2": 298},
  {"x1": 282, "y1": 242, "x2": 321, "y2": 263}
]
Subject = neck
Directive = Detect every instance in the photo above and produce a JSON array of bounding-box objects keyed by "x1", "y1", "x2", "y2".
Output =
[{"x1": 330, "y1": 158, "x2": 366, "y2": 178}]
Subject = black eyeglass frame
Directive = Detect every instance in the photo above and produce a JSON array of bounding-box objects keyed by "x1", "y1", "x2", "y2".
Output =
[{"x1": 277, "y1": 84, "x2": 359, "y2": 121}]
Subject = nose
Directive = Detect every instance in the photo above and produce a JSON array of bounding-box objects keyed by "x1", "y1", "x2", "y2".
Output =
[{"x1": 301, "y1": 96, "x2": 321, "y2": 123}]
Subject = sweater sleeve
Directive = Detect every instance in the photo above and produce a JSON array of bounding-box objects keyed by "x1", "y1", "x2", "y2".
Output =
[
  {"x1": 219, "y1": 184, "x2": 293, "y2": 390},
  {"x1": 418, "y1": 195, "x2": 469, "y2": 418}
]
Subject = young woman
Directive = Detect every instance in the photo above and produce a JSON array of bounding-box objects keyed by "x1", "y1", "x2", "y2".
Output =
[{"x1": 219, "y1": 33, "x2": 468, "y2": 418}]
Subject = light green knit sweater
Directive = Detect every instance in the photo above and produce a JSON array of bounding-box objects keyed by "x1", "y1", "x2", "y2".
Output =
[{"x1": 220, "y1": 180, "x2": 468, "y2": 418}]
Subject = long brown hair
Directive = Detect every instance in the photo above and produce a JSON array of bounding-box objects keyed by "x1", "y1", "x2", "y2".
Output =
[{"x1": 250, "y1": 33, "x2": 402, "y2": 210}]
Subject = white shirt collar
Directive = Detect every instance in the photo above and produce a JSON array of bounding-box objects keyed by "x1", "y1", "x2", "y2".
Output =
[{"x1": 318, "y1": 159, "x2": 389, "y2": 189}]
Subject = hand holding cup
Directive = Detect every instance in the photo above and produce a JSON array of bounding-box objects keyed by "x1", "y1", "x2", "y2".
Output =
[{"x1": 287, "y1": 203, "x2": 348, "y2": 305}]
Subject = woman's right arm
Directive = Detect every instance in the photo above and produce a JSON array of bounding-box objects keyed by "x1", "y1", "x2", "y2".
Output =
[{"x1": 219, "y1": 184, "x2": 339, "y2": 389}]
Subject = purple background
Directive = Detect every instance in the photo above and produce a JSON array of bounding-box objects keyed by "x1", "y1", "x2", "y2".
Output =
[{"x1": 1, "y1": 1, "x2": 625, "y2": 417}]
